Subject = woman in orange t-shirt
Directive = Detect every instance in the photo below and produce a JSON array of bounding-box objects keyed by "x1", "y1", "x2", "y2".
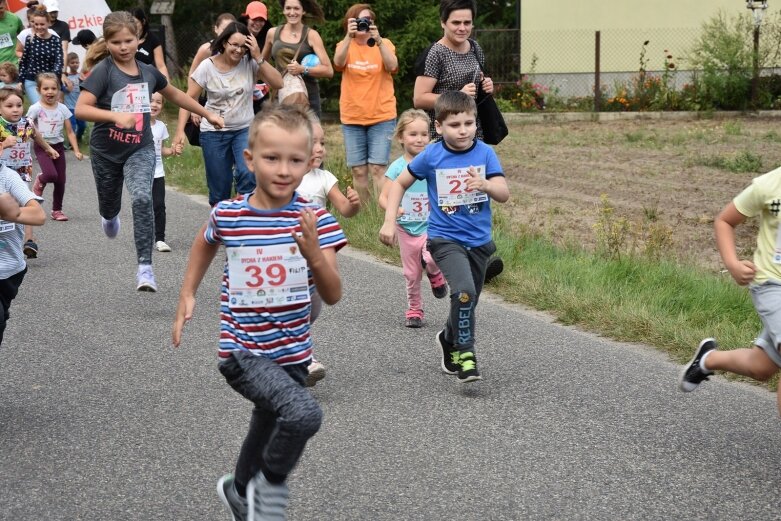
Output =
[{"x1": 333, "y1": 3, "x2": 397, "y2": 203}]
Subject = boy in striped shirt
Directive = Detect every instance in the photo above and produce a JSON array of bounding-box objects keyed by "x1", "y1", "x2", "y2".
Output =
[{"x1": 172, "y1": 104, "x2": 346, "y2": 520}]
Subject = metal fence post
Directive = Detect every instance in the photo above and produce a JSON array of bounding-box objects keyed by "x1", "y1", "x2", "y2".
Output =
[{"x1": 594, "y1": 30, "x2": 601, "y2": 112}]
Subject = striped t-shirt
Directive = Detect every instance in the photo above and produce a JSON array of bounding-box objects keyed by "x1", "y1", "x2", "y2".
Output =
[{"x1": 205, "y1": 193, "x2": 347, "y2": 364}]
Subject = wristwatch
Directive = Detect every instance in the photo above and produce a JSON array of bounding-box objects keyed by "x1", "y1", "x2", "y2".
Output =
[{"x1": 303, "y1": 66, "x2": 310, "y2": 76}]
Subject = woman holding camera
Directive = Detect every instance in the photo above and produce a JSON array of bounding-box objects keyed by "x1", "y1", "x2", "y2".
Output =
[
  {"x1": 333, "y1": 3, "x2": 398, "y2": 203},
  {"x1": 261, "y1": 0, "x2": 333, "y2": 117},
  {"x1": 174, "y1": 22, "x2": 282, "y2": 206}
]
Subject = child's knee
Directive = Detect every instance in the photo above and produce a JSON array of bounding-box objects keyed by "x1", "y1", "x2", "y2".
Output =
[{"x1": 287, "y1": 399, "x2": 322, "y2": 438}]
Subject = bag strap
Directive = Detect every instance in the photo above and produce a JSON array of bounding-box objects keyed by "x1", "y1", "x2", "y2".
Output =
[{"x1": 292, "y1": 26, "x2": 310, "y2": 62}]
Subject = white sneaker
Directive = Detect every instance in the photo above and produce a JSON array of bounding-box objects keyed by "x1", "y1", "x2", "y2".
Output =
[
  {"x1": 136, "y1": 264, "x2": 158, "y2": 292},
  {"x1": 305, "y1": 359, "x2": 326, "y2": 387},
  {"x1": 155, "y1": 240, "x2": 172, "y2": 252}
]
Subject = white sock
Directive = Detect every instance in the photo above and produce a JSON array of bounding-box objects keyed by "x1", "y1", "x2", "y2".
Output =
[{"x1": 699, "y1": 349, "x2": 714, "y2": 373}]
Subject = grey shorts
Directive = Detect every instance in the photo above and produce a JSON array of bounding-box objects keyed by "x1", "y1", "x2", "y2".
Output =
[{"x1": 750, "y1": 280, "x2": 781, "y2": 367}]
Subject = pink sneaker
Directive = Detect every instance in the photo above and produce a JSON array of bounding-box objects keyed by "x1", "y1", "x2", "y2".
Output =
[
  {"x1": 51, "y1": 210, "x2": 68, "y2": 221},
  {"x1": 32, "y1": 174, "x2": 44, "y2": 197}
]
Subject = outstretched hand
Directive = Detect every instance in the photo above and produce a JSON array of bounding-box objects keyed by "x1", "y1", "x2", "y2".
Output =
[
  {"x1": 172, "y1": 295, "x2": 196, "y2": 347},
  {"x1": 292, "y1": 208, "x2": 323, "y2": 264},
  {"x1": 464, "y1": 166, "x2": 487, "y2": 192}
]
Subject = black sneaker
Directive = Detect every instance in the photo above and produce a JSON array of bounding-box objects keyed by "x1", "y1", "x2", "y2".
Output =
[
  {"x1": 217, "y1": 473, "x2": 248, "y2": 521},
  {"x1": 679, "y1": 338, "x2": 717, "y2": 392},
  {"x1": 23, "y1": 240, "x2": 38, "y2": 258},
  {"x1": 484, "y1": 256, "x2": 504, "y2": 284},
  {"x1": 457, "y1": 351, "x2": 482, "y2": 383},
  {"x1": 436, "y1": 330, "x2": 460, "y2": 375}
]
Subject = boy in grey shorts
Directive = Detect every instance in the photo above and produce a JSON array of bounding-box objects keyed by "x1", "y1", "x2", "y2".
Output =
[{"x1": 679, "y1": 165, "x2": 781, "y2": 414}]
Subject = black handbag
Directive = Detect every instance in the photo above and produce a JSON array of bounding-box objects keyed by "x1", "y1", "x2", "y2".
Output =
[
  {"x1": 470, "y1": 40, "x2": 508, "y2": 145},
  {"x1": 184, "y1": 93, "x2": 207, "y2": 147}
]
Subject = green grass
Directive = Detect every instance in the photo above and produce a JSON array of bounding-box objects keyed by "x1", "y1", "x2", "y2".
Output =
[{"x1": 689, "y1": 150, "x2": 763, "y2": 173}]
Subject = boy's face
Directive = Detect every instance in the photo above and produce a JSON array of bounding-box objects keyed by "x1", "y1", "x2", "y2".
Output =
[
  {"x1": 243, "y1": 122, "x2": 312, "y2": 208},
  {"x1": 1, "y1": 95, "x2": 23, "y2": 121},
  {"x1": 68, "y1": 57, "x2": 79, "y2": 71},
  {"x1": 149, "y1": 93, "x2": 163, "y2": 118},
  {"x1": 0, "y1": 71, "x2": 10, "y2": 83},
  {"x1": 435, "y1": 111, "x2": 477, "y2": 151}
]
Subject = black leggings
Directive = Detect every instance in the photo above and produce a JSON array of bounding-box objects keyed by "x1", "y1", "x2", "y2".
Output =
[{"x1": 0, "y1": 268, "x2": 26, "y2": 347}]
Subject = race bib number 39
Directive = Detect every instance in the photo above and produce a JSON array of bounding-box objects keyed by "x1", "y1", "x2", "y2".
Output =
[
  {"x1": 227, "y1": 244, "x2": 310, "y2": 308},
  {"x1": 111, "y1": 83, "x2": 151, "y2": 113},
  {"x1": 435, "y1": 166, "x2": 488, "y2": 207}
]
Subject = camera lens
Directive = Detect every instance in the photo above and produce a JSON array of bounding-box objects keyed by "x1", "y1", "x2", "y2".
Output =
[{"x1": 356, "y1": 17, "x2": 370, "y2": 32}]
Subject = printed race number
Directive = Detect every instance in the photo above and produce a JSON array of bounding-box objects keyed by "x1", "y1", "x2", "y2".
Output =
[
  {"x1": 399, "y1": 191, "x2": 430, "y2": 222},
  {"x1": 227, "y1": 244, "x2": 310, "y2": 308},
  {"x1": 435, "y1": 166, "x2": 488, "y2": 206}
]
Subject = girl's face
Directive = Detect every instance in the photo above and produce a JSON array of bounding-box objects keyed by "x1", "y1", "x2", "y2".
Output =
[
  {"x1": 283, "y1": 0, "x2": 304, "y2": 25},
  {"x1": 442, "y1": 9, "x2": 473, "y2": 45},
  {"x1": 106, "y1": 27, "x2": 139, "y2": 65},
  {"x1": 1, "y1": 94, "x2": 24, "y2": 121},
  {"x1": 38, "y1": 79, "x2": 59, "y2": 104},
  {"x1": 222, "y1": 32, "x2": 248, "y2": 63},
  {"x1": 310, "y1": 123, "x2": 325, "y2": 169},
  {"x1": 400, "y1": 119, "x2": 430, "y2": 157},
  {"x1": 149, "y1": 92, "x2": 163, "y2": 117},
  {"x1": 214, "y1": 19, "x2": 232, "y2": 37},
  {"x1": 0, "y1": 71, "x2": 10, "y2": 83},
  {"x1": 31, "y1": 14, "x2": 50, "y2": 37}
]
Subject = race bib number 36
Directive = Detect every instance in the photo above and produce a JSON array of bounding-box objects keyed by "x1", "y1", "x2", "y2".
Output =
[
  {"x1": 1, "y1": 142, "x2": 31, "y2": 168},
  {"x1": 435, "y1": 166, "x2": 488, "y2": 207},
  {"x1": 227, "y1": 244, "x2": 310, "y2": 308}
]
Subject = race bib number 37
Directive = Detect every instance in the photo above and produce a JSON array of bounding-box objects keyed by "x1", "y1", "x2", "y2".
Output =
[
  {"x1": 227, "y1": 243, "x2": 310, "y2": 308},
  {"x1": 435, "y1": 166, "x2": 488, "y2": 207}
]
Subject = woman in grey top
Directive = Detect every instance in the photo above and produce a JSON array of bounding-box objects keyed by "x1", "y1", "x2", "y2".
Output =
[
  {"x1": 174, "y1": 22, "x2": 282, "y2": 206},
  {"x1": 413, "y1": 0, "x2": 495, "y2": 140},
  {"x1": 261, "y1": 0, "x2": 333, "y2": 117}
]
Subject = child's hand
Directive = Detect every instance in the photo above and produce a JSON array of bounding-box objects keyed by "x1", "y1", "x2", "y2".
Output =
[
  {"x1": 465, "y1": 166, "x2": 486, "y2": 192},
  {"x1": 292, "y1": 208, "x2": 324, "y2": 264},
  {"x1": 727, "y1": 259, "x2": 757, "y2": 286},
  {"x1": 173, "y1": 142, "x2": 184, "y2": 155},
  {"x1": 0, "y1": 192, "x2": 21, "y2": 221},
  {"x1": 74, "y1": 151, "x2": 84, "y2": 161},
  {"x1": 205, "y1": 112, "x2": 224, "y2": 129},
  {"x1": 345, "y1": 186, "x2": 360, "y2": 208},
  {"x1": 396, "y1": 207, "x2": 405, "y2": 218},
  {"x1": 379, "y1": 221, "x2": 397, "y2": 246},
  {"x1": 3, "y1": 136, "x2": 17, "y2": 148},
  {"x1": 172, "y1": 295, "x2": 196, "y2": 347},
  {"x1": 46, "y1": 147, "x2": 59, "y2": 160},
  {"x1": 114, "y1": 113, "x2": 137, "y2": 129}
]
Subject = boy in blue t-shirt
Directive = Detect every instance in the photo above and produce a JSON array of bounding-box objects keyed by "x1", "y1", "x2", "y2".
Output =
[
  {"x1": 63, "y1": 52, "x2": 86, "y2": 144},
  {"x1": 379, "y1": 91, "x2": 510, "y2": 383}
]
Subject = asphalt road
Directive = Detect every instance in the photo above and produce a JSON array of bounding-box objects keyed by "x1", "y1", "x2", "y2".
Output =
[{"x1": 2, "y1": 152, "x2": 781, "y2": 520}]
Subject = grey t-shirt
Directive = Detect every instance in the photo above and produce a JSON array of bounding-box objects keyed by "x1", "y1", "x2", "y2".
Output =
[
  {"x1": 191, "y1": 56, "x2": 258, "y2": 132},
  {"x1": 0, "y1": 165, "x2": 41, "y2": 279},
  {"x1": 82, "y1": 57, "x2": 168, "y2": 161}
]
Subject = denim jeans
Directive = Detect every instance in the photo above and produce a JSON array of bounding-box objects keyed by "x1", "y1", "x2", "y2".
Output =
[
  {"x1": 199, "y1": 127, "x2": 255, "y2": 206},
  {"x1": 24, "y1": 80, "x2": 39, "y2": 104},
  {"x1": 341, "y1": 118, "x2": 396, "y2": 167}
]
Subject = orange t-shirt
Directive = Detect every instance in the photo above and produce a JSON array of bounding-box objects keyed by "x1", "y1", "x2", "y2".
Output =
[{"x1": 334, "y1": 39, "x2": 397, "y2": 125}]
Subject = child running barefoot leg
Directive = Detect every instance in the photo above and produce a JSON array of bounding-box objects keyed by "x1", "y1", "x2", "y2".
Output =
[
  {"x1": 379, "y1": 109, "x2": 447, "y2": 328},
  {"x1": 28, "y1": 72, "x2": 84, "y2": 222},
  {"x1": 75, "y1": 12, "x2": 223, "y2": 292},
  {"x1": 296, "y1": 114, "x2": 360, "y2": 386},
  {"x1": 680, "y1": 175, "x2": 781, "y2": 414},
  {"x1": 173, "y1": 104, "x2": 347, "y2": 520}
]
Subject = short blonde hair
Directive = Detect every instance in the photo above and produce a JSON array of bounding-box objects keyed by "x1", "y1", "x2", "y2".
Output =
[{"x1": 248, "y1": 104, "x2": 313, "y2": 153}]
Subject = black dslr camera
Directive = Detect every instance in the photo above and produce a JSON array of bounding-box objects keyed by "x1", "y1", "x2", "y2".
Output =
[{"x1": 356, "y1": 17, "x2": 371, "y2": 32}]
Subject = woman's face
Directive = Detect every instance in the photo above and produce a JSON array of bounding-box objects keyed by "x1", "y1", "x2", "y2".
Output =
[
  {"x1": 442, "y1": 8, "x2": 473, "y2": 45},
  {"x1": 31, "y1": 14, "x2": 49, "y2": 37},
  {"x1": 214, "y1": 19, "x2": 232, "y2": 37},
  {"x1": 354, "y1": 9, "x2": 373, "y2": 41},
  {"x1": 222, "y1": 32, "x2": 248, "y2": 63},
  {"x1": 283, "y1": 0, "x2": 304, "y2": 25},
  {"x1": 247, "y1": 17, "x2": 265, "y2": 35}
]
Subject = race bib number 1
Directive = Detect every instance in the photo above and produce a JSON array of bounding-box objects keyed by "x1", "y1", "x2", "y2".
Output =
[
  {"x1": 435, "y1": 166, "x2": 488, "y2": 207},
  {"x1": 111, "y1": 83, "x2": 151, "y2": 113},
  {"x1": 227, "y1": 244, "x2": 311, "y2": 308}
]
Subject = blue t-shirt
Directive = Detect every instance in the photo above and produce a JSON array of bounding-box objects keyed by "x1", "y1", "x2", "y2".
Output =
[
  {"x1": 407, "y1": 139, "x2": 503, "y2": 247},
  {"x1": 64, "y1": 73, "x2": 80, "y2": 110},
  {"x1": 385, "y1": 155, "x2": 430, "y2": 237}
]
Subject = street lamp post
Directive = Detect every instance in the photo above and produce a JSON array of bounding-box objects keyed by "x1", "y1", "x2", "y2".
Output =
[{"x1": 747, "y1": 0, "x2": 768, "y2": 107}]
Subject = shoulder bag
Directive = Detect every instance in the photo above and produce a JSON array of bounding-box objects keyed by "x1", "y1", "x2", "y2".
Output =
[
  {"x1": 469, "y1": 39, "x2": 508, "y2": 145},
  {"x1": 278, "y1": 27, "x2": 310, "y2": 107}
]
